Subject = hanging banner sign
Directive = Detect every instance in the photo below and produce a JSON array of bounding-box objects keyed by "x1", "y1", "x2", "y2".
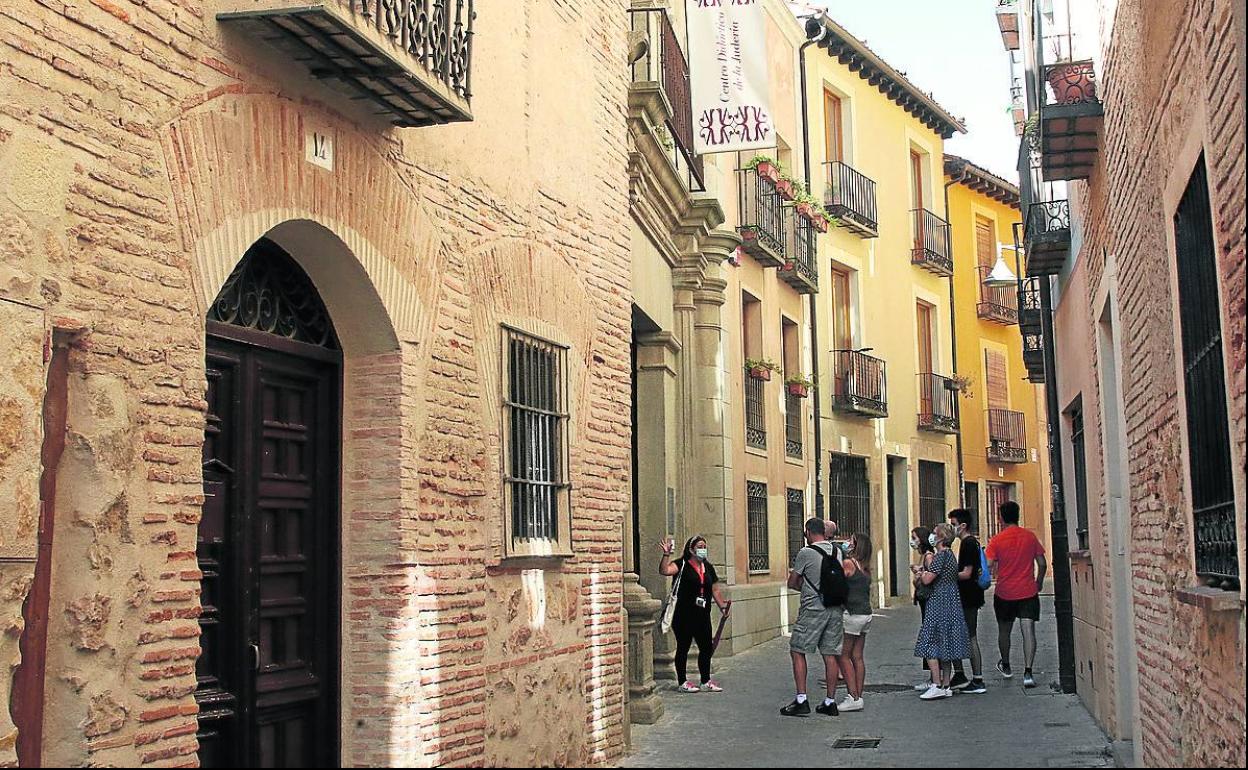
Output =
[{"x1": 686, "y1": 0, "x2": 775, "y2": 155}]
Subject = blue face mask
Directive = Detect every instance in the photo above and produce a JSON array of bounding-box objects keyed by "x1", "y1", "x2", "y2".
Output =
[{"x1": 695, "y1": 548, "x2": 709, "y2": 560}]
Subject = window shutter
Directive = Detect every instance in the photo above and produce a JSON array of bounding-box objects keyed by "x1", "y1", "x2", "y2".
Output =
[
  {"x1": 976, "y1": 216, "x2": 996, "y2": 270},
  {"x1": 985, "y1": 349, "x2": 1009, "y2": 409}
]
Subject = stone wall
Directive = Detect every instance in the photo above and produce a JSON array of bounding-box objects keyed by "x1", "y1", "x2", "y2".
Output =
[
  {"x1": 1070, "y1": 0, "x2": 1246, "y2": 765},
  {"x1": 0, "y1": 0, "x2": 634, "y2": 766}
]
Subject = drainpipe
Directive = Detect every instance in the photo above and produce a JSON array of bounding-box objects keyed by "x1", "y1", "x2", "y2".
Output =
[
  {"x1": 800, "y1": 15, "x2": 828, "y2": 517},
  {"x1": 943, "y1": 169, "x2": 967, "y2": 506}
]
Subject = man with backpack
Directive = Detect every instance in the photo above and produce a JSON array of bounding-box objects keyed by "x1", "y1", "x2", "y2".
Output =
[
  {"x1": 948, "y1": 509, "x2": 989, "y2": 694},
  {"x1": 782, "y1": 518, "x2": 847, "y2": 717}
]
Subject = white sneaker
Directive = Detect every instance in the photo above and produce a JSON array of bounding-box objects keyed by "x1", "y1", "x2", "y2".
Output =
[
  {"x1": 677, "y1": 681, "x2": 700, "y2": 693},
  {"x1": 914, "y1": 682, "x2": 933, "y2": 691},
  {"x1": 919, "y1": 684, "x2": 951, "y2": 700},
  {"x1": 838, "y1": 696, "x2": 864, "y2": 712}
]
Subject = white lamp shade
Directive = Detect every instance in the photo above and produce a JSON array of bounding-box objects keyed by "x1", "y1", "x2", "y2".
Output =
[{"x1": 983, "y1": 254, "x2": 1019, "y2": 287}]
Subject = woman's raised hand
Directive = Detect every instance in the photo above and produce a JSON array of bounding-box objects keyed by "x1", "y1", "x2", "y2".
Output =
[{"x1": 660, "y1": 537, "x2": 675, "y2": 556}]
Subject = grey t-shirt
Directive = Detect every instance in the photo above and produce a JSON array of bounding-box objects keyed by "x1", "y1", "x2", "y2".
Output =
[{"x1": 792, "y1": 541, "x2": 838, "y2": 612}]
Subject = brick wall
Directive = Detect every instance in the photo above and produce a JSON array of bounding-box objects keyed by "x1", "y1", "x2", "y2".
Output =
[
  {"x1": 1, "y1": 0, "x2": 633, "y2": 766},
  {"x1": 1071, "y1": 0, "x2": 1246, "y2": 765}
]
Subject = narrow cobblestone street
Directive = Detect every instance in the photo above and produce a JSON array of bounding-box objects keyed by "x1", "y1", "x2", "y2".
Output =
[{"x1": 624, "y1": 596, "x2": 1114, "y2": 768}]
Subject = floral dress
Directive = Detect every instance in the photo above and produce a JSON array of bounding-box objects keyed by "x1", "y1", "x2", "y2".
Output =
[{"x1": 913, "y1": 549, "x2": 971, "y2": 661}]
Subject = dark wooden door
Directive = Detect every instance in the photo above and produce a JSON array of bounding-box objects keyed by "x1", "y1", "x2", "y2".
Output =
[{"x1": 198, "y1": 325, "x2": 340, "y2": 767}]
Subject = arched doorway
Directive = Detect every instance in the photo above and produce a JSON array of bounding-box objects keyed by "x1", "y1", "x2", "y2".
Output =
[{"x1": 196, "y1": 237, "x2": 342, "y2": 767}]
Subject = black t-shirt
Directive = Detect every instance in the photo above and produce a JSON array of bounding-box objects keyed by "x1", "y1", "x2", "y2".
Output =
[
  {"x1": 671, "y1": 558, "x2": 719, "y2": 615},
  {"x1": 957, "y1": 536, "x2": 986, "y2": 609}
]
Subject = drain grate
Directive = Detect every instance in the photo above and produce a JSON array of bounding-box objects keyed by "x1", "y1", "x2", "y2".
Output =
[{"x1": 832, "y1": 737, "x2": 882, "y2": 749}]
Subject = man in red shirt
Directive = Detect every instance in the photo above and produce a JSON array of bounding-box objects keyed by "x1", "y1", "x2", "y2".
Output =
[{"x1": 985, "y1": 500, "x2": 1048, "y2": 688}]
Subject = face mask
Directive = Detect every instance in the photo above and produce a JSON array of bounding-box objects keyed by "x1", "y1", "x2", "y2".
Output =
[
  {"x1": 928, "y1": 533, "x2": 938, "y2": 547},
  {"x1": 909, "y1": 538, "x2": 919, "y2": 550},
  {"x1": 695, "y1": 548, "x2": 709, "y2": 560},
  {"x1": 842, "y1": 542, "x2": 853, "y2": 556}
]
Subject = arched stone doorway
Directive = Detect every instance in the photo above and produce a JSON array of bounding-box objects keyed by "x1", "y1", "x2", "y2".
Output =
[{"x1": 197, "y1": 237, "x2": 342, "y2": 767}]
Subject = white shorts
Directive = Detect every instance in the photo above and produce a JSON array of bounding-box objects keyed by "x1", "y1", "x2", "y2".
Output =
[{"x1": 843, "y1": 613, "x2": 873, "y2": 637}]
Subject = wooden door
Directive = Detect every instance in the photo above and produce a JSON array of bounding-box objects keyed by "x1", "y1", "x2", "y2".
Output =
[
  {"x1": 825, "y1": 91, "x2": 844, "y2": 163},
  {"x1": 916, "y1": 302, "x2": 935, "y2": 414},
  {"x1": 197, "y1": 239, "x2": 341, "y2": 768}
]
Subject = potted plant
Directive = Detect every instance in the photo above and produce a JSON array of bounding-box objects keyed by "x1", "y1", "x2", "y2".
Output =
[
  {"x1": 747, "y1": 155, "x2": 782, "y2": 184},
  {"x1": 794, "y1": 190, "x2": 826, "y2": 231},
  {"x1": 786, "y1": 374, "x2": 813, "y2": 398},
  {"x1": 821, "y1": 209, "x2": 839, "y2": 231},
  {"x1": 946, "y1": 374, "x2": 974, "y2": 398},
  {"x1": 745, "y1": 358, "x2": 780, "y2": 381},
  {"x1": 776, "y1": 173, "x2": 797, "y2": 201}
]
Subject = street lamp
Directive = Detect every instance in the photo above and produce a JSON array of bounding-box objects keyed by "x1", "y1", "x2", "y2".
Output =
[{"x1": 984, "y1": 242, "x2": 1025, "y2": 288}]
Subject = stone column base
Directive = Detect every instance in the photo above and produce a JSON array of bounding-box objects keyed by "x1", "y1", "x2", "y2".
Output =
[{"x1": 623, "y1": 574, "x2": 665, "y2": 724}]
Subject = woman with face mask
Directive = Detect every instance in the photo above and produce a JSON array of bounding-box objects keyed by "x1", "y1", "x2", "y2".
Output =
[
  {"x1": 659, "y1": 535, "x2": 731, "y2": 693},
  {"x1": 909, "y1": 526, "x2": 937, "y2": 684},
  {"x1": 912, "y1": 523, "x2": 972, "y2": 700}
]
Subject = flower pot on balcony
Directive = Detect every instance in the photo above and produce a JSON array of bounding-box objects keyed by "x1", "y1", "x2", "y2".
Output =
[
  {"x1": 796, "y1": 201, "x2": 816, "y2": 220},
  {"x1": 776, "y1": 178, "x2": 796, "y2": 201},
  {"x1": 787, "y1": 382, "x2": 809, "y2": 398},
  {"x1": 749, "y1": 366, "x2": 772, "y2": 381},
  {"x1": 1046, "y1": 61, "x2": 1097, "y2": 105},
  {"x1": 756, "y1": 161, "x2": 781, "y2": 184},
  {"x1": 810, "y1": 214, "x2": 829, "y2": 233}
]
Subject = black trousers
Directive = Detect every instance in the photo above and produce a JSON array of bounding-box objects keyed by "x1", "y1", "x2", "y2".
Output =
[{"x1": 673, "y1": 611, "x2": 714, "y2": 684}]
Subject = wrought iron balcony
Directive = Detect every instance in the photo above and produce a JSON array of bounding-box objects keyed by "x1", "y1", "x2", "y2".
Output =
[
  {"x1": 831, "y1": 350, "x2": 888, "y2": 418},
  {"x1": 218, "y1": 1, "x2": 475, "y2": 127},
  {"x1": 987, "y1": 408, "x2": 1028, "y2": 464},
  {"x1": 1022, "y1": 330, "x2": 1046, "y2": 382},
  {"x1": 824, "y1": 161, "x2": 878, "y2": 237},
  {"x1": 1039, "y1": 60, "x2": 1103, "y2": 181},
  {"x1": 1018, "y1": 276, "x2": 1043, "y2": 332},
  {"x1": 1024, "y1": 200, "x2": 1071, "y2": 276},
  {"x1": 917, "y1": 372, "x2": 960, "y2": 434},
  {"x1": 738, "y1": 168, "x2": 786, "y2": 268},
  {"x1": 779, "y1": 206, "x2": 819, "y2": 294},
  {"x1": 910, "y1": 208, "x2": 953, "y2": 276},
  {"x1": 977, "y1": 265, "x2": 1019, "y2": 325},
  {"x1": 785, "y1": 391, "x2": 803, "y2": 458},
  {"x1": 628, "y1": 6, "x2": 703, "y2": 190}
]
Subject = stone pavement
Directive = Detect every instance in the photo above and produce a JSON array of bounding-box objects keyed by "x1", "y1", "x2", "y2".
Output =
[{"x1": 622, "y1": 595, "x2": 1113, "y2": 768}]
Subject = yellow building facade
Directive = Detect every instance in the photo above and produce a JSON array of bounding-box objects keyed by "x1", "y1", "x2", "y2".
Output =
[
  {"x1": 803, "y1": 16, "x2": 967, "y2": 606},
  {"x1": 944, "y1": 155, "x2": 1052, "y2": 551}
]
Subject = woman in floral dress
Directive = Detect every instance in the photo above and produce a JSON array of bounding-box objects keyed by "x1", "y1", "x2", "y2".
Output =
[{"x1": 913, "y1": 522, "x2": 971, "y2": 700}]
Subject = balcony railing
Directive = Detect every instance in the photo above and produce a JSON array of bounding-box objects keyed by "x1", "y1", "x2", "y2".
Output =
[
  {"x1": 785, "y1": 391, "x2": 803, "y2": 458},
  {"x1": 1039, "y1": 59, "x2": 1104, "y2": 180},
  {"x1": 745, "y1": 368, "x2": 767, "y2": 449},
  {"x1": 779, "y1": 206, "x2": 818, "y2": 294},
  {"x1": 911, "y1": 208, "x2": 953, "y2": 276},
  {"x1": 917, "y1": 373, "x2": 960, "y2": 434},
  {"x1": 628, "y1": 6, "x2": 704, "y2": 190},
  {"x1": 218, "y1": 0, "x2": 475, "y2": 127},
  {"x1": 977, "y1": 265, "x2": 1019, "y2": 325},
  {"x1": 1025, "y1": 200, "x2": 1071, "y2": 275},
  {"x1": 1022, "y1": 330, "x2": 1046, "y2": 382},
  {"x1": 738, "y1": 168, "x2": 786, "y2": 268},
  {"x1": 824, "y1": 161, "x2": 878, "y2": 237},
  {"x1": 831, "y1": 350, "x2": 888, "y2": 418},
  {"x1": 1018, "y1": 276, "x2": 1043, "y2": 332},
  {"x1": 987, "y1": 409, "x2": 1028, "y2": 463}
]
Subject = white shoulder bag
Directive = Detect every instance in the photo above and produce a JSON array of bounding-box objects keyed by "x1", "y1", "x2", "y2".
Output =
[{"x1": 659, "y1": 562, "x2": 685, "y2": 634}]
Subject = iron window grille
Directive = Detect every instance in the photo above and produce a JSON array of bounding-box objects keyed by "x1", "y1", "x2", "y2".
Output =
[
  {"x1": 747, "y1": 481, "x2": 770, "y2": 573},
  {"x1": 985, "y1": 482, "x2": 1013, "y2": 539},
  {"x1": 918, "y1": 460, "x2": 947, "y2": 531},
  {"x1": 503, "y1": 326, "x2": 570, "y2": 546},
  {"x1": 785, "y1": 390, "x2": 803, "y2": 458},
  {"x1": 745, "y1": 368, "x2": 767, "y2": 450},
  {"x1": 787, "y1": 488, "x2": 806, "y2": 568},
  {"x1": 829, "y1": 454, "x2": 871, "y2": 539},
  {"x1": 737, "y1": 167, "x2": 786, "y2": 267},
  {"x1": 987, "y1": 409, "x2": 1028, "y2": 464},
  {"x1": 1069, "y1": 403, "x2": 1090, "y2": 551},
  {"x1": 1173, "y1": 157, "x2": 1238, "y2": 590}
]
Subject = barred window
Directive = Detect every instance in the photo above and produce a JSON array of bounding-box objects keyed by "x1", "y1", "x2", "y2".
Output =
[
  {"x1": 829, "y1": 454, "x2": 870, "y2": 538},
  {"x1": 503, "y1": 326, "x2": 570, "y2": 545},
  {"x1": 787, "y1": 488, "x2": 805, "y2": 567},
  {"x1": 918, "y1": 460, "x2": 947, "y2": 530},
  {"x1": 747, "y1": 481, "x2": 770, "y2": 573}
]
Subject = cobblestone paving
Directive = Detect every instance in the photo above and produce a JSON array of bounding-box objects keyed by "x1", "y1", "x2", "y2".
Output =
[{"x1": 623, "y1": 596, "x2": 1113, "y2": 768}]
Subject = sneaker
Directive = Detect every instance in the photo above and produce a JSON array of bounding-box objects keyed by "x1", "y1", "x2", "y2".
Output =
[
  {"x1": 838, "y1": 696, "x2": 864, "y2": 712},
  {"x1": 701, "y1": 680, "x2": 723, "y2": 693},
  {"x1": 949, "y1": 672, "x2": 971, "y2": 690},
  {"x1": 964, "y1": 680, "x2": 988, "y2": 694},
  {"x1": 678, "y1": 681, "x2": 700, "y2": 693},
  {"x1": 919, "y1": 684, "x2": 952, "y2": 701},
  {"x1": 1023, "y1": 672, "x2": 1037, "y2": 688},
  {"x1": 815, "y1": 700, "x2": 839, "y2": 716},
  {"x1": 780, "y1": 698, "x2": 811, "y2": 717},
  {"x1": 996, "y1": 660, "x2": 1014, "y2": 679},
  {"x1": 914, "y1": 682, "x2": 933, "y2": 691}
]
